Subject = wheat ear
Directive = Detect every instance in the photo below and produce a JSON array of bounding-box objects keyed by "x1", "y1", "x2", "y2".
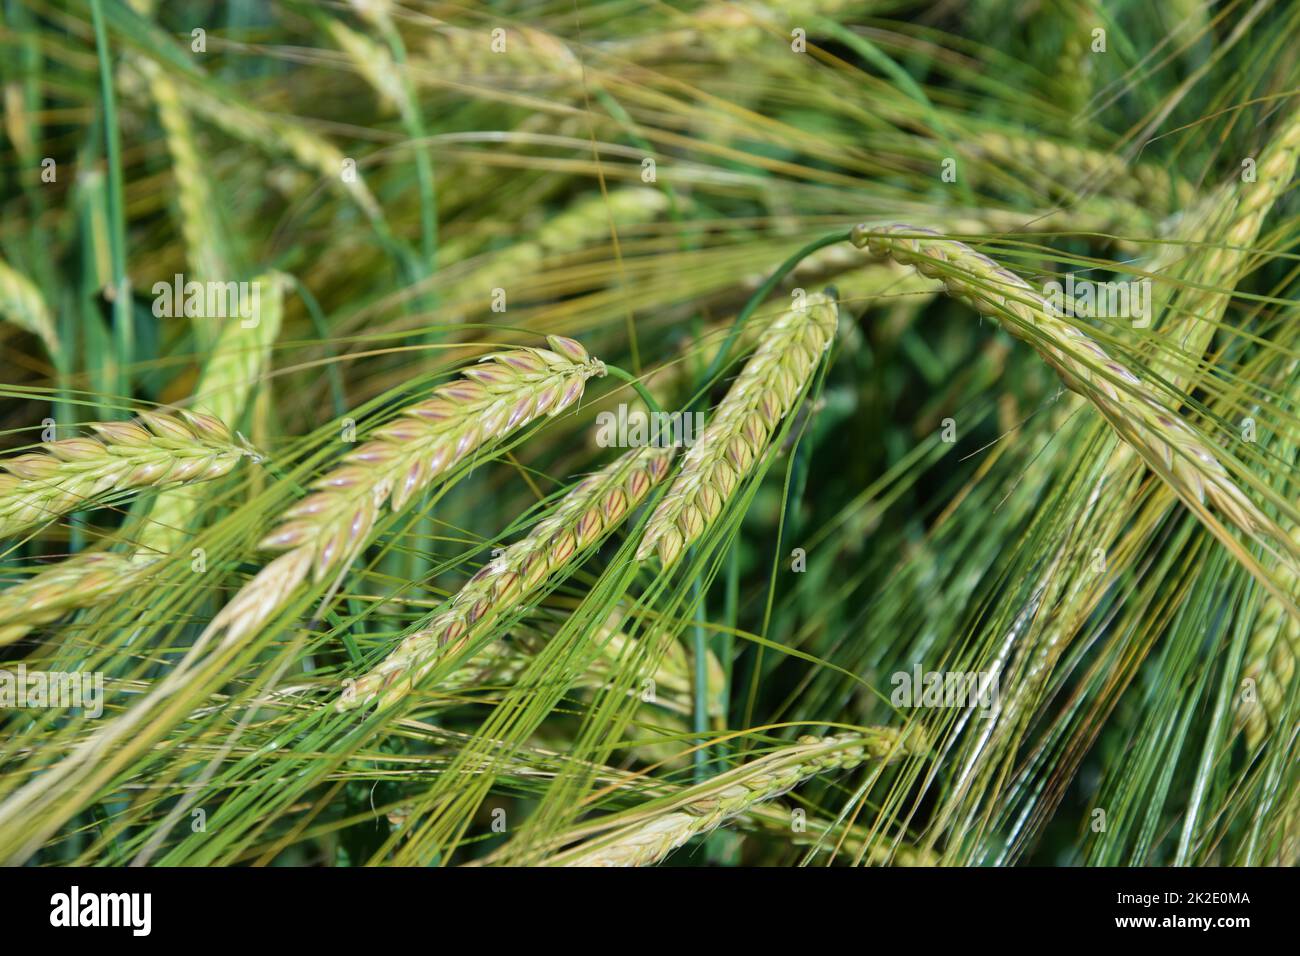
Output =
[
  {"x1": 636, "y1": 292, "x2": 838, "y2": 567},
  {"x1": 850, "y1": 224, "x2": 1284, "y2": 552},
  {"x1": 0, "y1": 255, "x2": 58, "y2": 356},
  {"x1": 0, "y1": 411, "x2": 255, "y2": 540},
  {"x1": 207, "y1": 337, "x2": 605, "y2": 649},
  {"x1": 543, "y1": 729, "x2": 915, "y2": 867},
  {"x1": 339, "y1": 445, "x2": 674, "y2": 711}
]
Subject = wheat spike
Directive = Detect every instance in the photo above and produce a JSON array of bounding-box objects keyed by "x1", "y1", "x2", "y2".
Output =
[
  {"x1": 637, "y1": 292, "x2": 838, "y2": 567},
  {"x1": 206, "y1": 337, "x2": 605, "y2": 649},
  {"x1": 849, "y1": 224, "x2": 1286, "y2": 553},
  {"x1": 0, "y1": 255, "x2": 58, "y2": 356},
  {"x1": 339, "y1": 445, "x2": 674, "y2": 711},
  {"x1": 0, "y1": 410, "x2": 255, "y2": 540},
  {"x1": 544, "y1": 730, "x2": 915, "y2": 866}
]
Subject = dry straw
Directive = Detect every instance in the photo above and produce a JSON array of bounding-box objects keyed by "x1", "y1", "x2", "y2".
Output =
[
  {"x1": 849, "y1": 224, "x2": 1286, "y2": 554},
  {"x1": 339, "y1": 444, "x2": 674, "y2": 711},
  {"x1": 637, "y1": 292, "x2": 838, "y2": 566},
  {"x1": 0, "y1": 410, "x2": 256, "y2": 540},
  {"x1": 207, "y1": 336, "x2": 606, "y2": 648},
  {"x1": 543, "y1": 729, "x2": 915, "y2": 866}
]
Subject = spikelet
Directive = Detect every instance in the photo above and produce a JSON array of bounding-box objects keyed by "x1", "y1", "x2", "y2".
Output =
[
  {"x1": 0, "y1": 411, "x2": 255, "y2": 540},
  {"x1": 636, "y1": 292, "x2": 838, "y2": 566},
  {"x1": 0, "y1": 256, "x2": 57, "y2": 356},
  {"x1": 544, "y1": 729, "x2": 915, "y2": 866},
  {"x1": 207, "y1": 337, "x2": 605, "y2": 648},
  {"x1": 849, "y1": 224, "x2": 1287, "y2": 554},
  {"x1": 339, "y1": 445, "x2": 674, "y2": 711}
]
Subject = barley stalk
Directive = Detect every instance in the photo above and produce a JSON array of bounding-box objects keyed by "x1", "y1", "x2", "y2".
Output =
[
  {"x1": 339, "y1": 444, "x2": 674, "y2": 711},
  {"x1": 0, "y1": 255, "x2": 57, "y2": 356},
  {"x1": 543, "y1": 729, "x2": 915, "y2": 866},
  {"x1": 849, "y1": 223, "x2": 1286, "y2": 554},
  {"x1": 636, "y1": 292, "x2": 838, "y2": 566},
  {"x1": 0, "y1": 410, "x2": 255, "y2": 540},
  {"x1": 207, "y1": 337, "x2": 605, "y2": 648}
]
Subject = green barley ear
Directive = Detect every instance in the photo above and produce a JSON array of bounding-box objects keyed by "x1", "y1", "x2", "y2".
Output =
[
  {"x1": 0, "y1": 410, "x2": 255, "y2": 540},
  {"x1": 206, "y1": 340, "x2": 606, "y2": 648},
  {"x1": 636, "y1": 291, "x2": 838, "y2": 567},
  {"x1": 0, "y1": 551, "x2": 145, "y2": 647},
  {"x1": 0, "y1": 256, "x2": 58, "y2": 357},
  {"x1": 0, "y1": 274, "x2": 285, "y2": 646},
  {"x1": 541, "y1": 729, "x2": 919, "y2": 867},
  {"x1": 849, "y1": 224, "x2": 1293, "y2": 562},
  {"x1": 339, "y1": 445, "x2": 674, "y2": 711}
]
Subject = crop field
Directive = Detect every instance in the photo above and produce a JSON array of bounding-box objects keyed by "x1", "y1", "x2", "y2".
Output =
[{"x1": 0, "y1": 0, "x2": 1296, "y2": 869}]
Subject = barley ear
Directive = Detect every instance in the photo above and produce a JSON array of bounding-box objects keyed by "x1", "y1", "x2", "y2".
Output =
[
  {"x1": 0, "y1": 410, "x2": 255, "y2": 540},
  {"x1": 206, "y1": 340, "x2": 606, "y2": 649},
  {"x1": 543, "y1": 728, "x2": 919, "y2": 866},
  {"x1": 636, "y1": 292, "x2": 837, "y2": 567},
  {"x1": 338, "y1": 445, "x2": 674, "y2": 711},
  {"x1": 849, "y1": 224, "x2": 1293, "y2": 562}
]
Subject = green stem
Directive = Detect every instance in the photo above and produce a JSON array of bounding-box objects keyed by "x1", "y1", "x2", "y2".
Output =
[
  {"x1": 603, "y1": 364, "x2": 664, "y2": 418},
  {"x1": 90, "y1": 0, "x2": 131, "y2": 409},
  {"x1": 691, "y1": 578, "x2": 708, "y2": 784}
]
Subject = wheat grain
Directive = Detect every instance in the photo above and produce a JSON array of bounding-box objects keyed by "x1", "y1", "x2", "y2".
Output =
[
  {"x1": 206, "y1": 337, "x2": 605, "y2": 649},
  {"x1": 544, "y1": 729, "x2": 915, "y2": 866},
  {"x1": 849, "y1": 223, "x2": 1286, "y2": 553},
  {"x1": 0, "y1": 256, "x2": 57, "y2": 356},
  {"x1": 0, "y1": 410, "x2": 256, "y2": 540},
  {"x1": 636, "y1": 292, "x2": 838, "y2": 567},
  {"x1": 339, "y1": 445, "x2": 674, "y2": 711}
]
